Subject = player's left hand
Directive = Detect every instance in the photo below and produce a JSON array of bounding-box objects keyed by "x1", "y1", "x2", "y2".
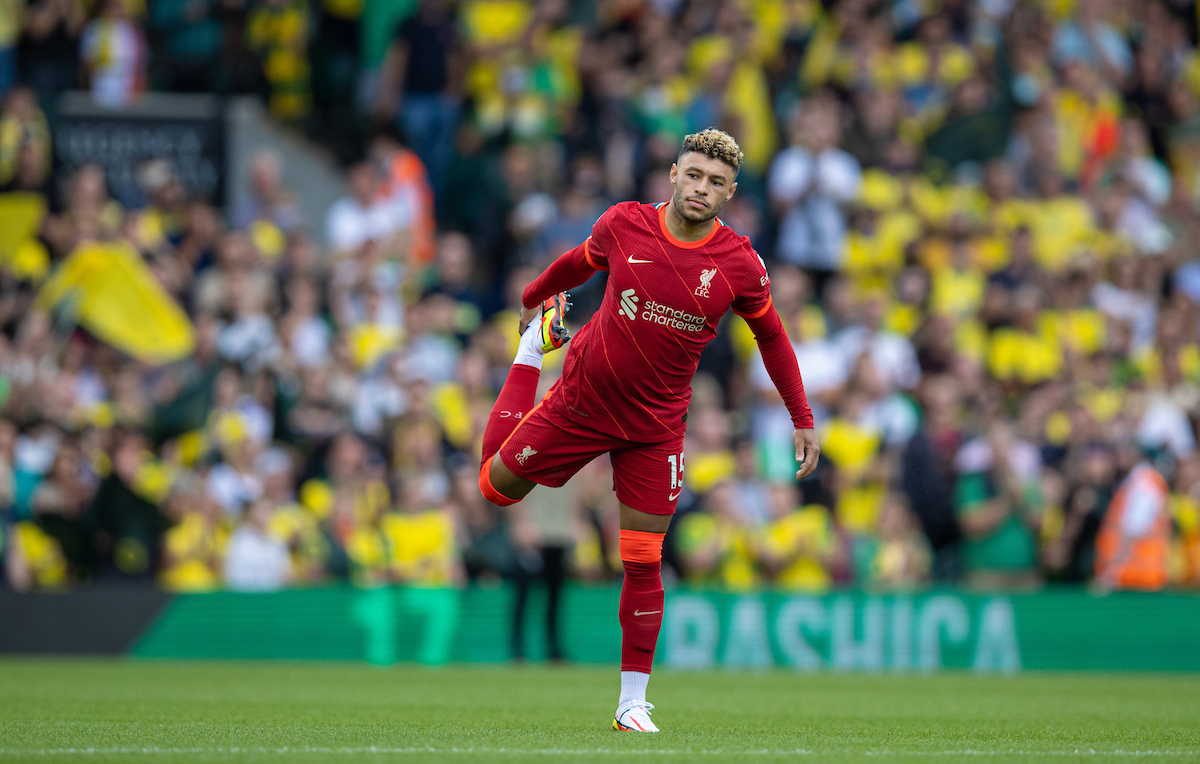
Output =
[
  {"x1": 793, "y1": 429, "x2": 820, "y2": 480},
  {"x1": 518, "y1": 303, "x2": 539, "y2": 334}
]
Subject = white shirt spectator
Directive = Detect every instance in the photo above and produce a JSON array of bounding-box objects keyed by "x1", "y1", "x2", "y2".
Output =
[
  {"x1": 862, "y1": 395, "x2": 920, "y2": 449},
  {"x1": 1092, "y1": 280, "x2": 1157, "y2": 349},
  {"x1": 224, "y1": 525, "x2": 290, "y2": 592},
  {"x1": 234, "y1": 396, "x2": 274, "y2": 445},
  {"x1": 218, "y1": 314, "x2": 280, "y2": 371},
  {"x1": 81, "y1": 17, "x2": 146, "y2": 108},
  {"x1": 1119, "y1": 464, "x2": 1167, "y2": 538},
  {"x1": 733, "y1": 479, "x2": 770, "y2": 525},
  {"x1": 955, "y1": 437, "x2": 1042, "y2": 481},
  {"x1": 352, "y1": 374, "x2": 409, "y2": 436},
  {"x1": 834, "y1": 326, "x2": 922, "y2": 393},
  {"x1": 751, "y1": 338, "x2": 849, "y2": 400},
  {"x1": 1124, "y1": 157, "x2": 1172, "y2": 208},
  {"x1": 769, "y1": 147, "x2": 862, "y2": 270},
  {"x1": 407, "y1": 333, "x2": 461, "y2": 384},
  {"x1": 750, "y1": 339, "x2": 847, "y2": 479},
  {"x1": 289, "y1": 316, "x2": 332, "y2": 369},
  {"x1": 326, "y1": 195, "x2": 411, "y2": 253},
  {"x1": 1052, "y1": 18, "x2": 1132, "y2": 78},
  {"x1": 207, "y1": 464, "x2": 263, "y2": 515},
  {"x1": 1138, "y1": 395, "x2": 1196, "y2": 459}
]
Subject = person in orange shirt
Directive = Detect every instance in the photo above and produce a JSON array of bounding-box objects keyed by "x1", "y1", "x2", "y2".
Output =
[
  {"x1": 369, "y1": 126, "x2": 437, "y2": 265},
  {"x1": 1095, "y1": 448, "x2": 1171, "y2": 591}
]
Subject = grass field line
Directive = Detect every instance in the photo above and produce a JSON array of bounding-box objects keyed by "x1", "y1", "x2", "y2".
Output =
[{"x1": 1, "y1": 747, "x2": 1198, "y2": 758}]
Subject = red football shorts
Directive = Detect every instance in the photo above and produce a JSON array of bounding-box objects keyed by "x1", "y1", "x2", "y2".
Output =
[{"x1": 496, "y1": 391, "x2": 685, "y2": 515}]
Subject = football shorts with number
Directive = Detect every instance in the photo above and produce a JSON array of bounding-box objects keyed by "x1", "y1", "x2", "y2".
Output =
[
  {"x1": 498, "y1": 201, "x2": 775, "y2": 514},
  {"x1": 496, "y1": 387, "x2": 685, "y2": 515}
]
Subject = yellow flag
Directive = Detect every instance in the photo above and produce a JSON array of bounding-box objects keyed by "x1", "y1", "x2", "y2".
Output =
[{"x1": 37, "y1": 241, "x2": 195, "y2": 365}]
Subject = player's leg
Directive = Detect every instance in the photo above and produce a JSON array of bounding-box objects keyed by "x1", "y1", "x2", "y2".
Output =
[
  {"x1": 610, "y1": 441, "x2": 683, "y2": 733},
  {"x1": 484, "y1": 377, "x2": 606, "y2": 507},
  {"x1": 480, "y1": 446, "x2": 538, "y2": 505},
  {"x1": 478, "y1": 293, "x2": 569, "y2": 505},
  {"x1": 613, "y1": 502, "x2": 669, "y2": 732}
]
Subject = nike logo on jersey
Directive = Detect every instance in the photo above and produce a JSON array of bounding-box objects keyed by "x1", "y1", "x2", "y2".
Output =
[
  {"x1": 633, "y1": 610, "x2": 662, "y2": 617},
  {"x1": 627, "y1": 254, "x2": 654, "y2": 264},
  {"x1": 668, "y1": 491, "x2": 681, "y2": 501}
]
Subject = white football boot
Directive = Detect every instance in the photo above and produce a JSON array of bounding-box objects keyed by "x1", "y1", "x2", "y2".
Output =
[{"x1": 613, "y1": 700, "x2": 659, "y2": 732}]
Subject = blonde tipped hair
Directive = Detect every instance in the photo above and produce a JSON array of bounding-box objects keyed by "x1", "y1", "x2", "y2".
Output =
[{"x1": 679, "y1": 128, "x2": 743, "y2": 174}]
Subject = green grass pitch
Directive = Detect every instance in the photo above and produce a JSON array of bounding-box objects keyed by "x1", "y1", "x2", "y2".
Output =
[{"x1": 0, "y1": 659, "x2": 1197, "y2": 763}]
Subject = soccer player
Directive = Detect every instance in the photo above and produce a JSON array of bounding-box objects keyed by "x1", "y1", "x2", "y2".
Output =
[{"x1": 477, "y1": 129, "x2": 819, "y2": 732}]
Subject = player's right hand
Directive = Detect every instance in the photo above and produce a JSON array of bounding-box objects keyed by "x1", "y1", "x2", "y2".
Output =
[{"x1": 794, "y1": 428, "x2": 820, "y2": 480}]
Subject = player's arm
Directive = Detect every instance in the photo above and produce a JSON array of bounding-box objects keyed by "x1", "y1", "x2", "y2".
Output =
[
  {"x1": 731, "y1": 249, "x2": 818, "y2": 478},
  {"x1": 519, "y1": 209, "x2": 615, "y2": 328},
  {"x1": 517, "y1": 239, "x2": 600, "y2": 329},
  {"x1": 744, "y1": 306, "x2": 819, "y2": 479},
  {"x1": 521, "y1": 239, "x2": 602, "y2": 308}
]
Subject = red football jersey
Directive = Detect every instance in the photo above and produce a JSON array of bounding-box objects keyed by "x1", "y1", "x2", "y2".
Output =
[{"x1": 549, "y1": 201, "x2": 774, "y2": 444}]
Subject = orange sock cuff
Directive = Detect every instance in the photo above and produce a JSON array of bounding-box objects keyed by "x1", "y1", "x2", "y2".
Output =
[
  {"x1": 479, "y1": 456, "x2": 520, "y2": 507},
  {"x1": 619, "y1": 529, "x2": 664, "y2": 564}
]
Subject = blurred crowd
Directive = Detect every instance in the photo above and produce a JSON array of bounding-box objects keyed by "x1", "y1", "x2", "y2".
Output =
[{"x1": 4, "y1": 0, "x2": 1200, "y2": 594}]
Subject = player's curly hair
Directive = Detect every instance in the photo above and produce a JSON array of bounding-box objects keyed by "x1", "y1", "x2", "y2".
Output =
[{"x1": 679, "y1": 129, "x2": 743, "y2": 175}]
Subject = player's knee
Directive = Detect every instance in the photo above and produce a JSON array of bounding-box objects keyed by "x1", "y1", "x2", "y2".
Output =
[{"x1": 479, "y1": 455, "x2": 531, "y2": 506}]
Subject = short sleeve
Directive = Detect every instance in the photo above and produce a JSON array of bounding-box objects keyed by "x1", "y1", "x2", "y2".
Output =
[{"x1": 731, "y1": 246, "x2": 773, "y2": 320}]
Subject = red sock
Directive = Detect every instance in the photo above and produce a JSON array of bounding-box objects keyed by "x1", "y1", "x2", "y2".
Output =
[
  {"x1": 618, "y1": 530, "x2": 665, "y2": 674},
  {"x1": 481, "y1": 363, "x2": 541, "y2": 464}
]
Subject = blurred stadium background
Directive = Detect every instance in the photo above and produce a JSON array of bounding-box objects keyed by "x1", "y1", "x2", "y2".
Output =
[{"x1": 0, "y1": 0, "x2": 1199, "y2": 684}]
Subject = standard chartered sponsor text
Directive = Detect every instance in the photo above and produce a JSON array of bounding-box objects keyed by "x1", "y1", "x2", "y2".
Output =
[{"x1": 642, "y1": 299, "x2": 706, "y2": 332}]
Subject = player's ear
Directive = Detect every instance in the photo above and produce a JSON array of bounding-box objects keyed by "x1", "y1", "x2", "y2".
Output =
[
  {"x1": 669, "y1": 163, "x2": 678, "y2": 185},
  {"x1": 727, "y1": 181, "x2": 737, "y2": 201}
]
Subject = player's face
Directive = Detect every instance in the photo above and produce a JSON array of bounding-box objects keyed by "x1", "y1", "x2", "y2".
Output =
[{"x1": 670, "y1": 153, "x2": 738, "y2": 224}]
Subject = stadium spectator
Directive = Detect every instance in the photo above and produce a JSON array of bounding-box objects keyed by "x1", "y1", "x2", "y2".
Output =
[
  {"x1": 374, "y1": 0, "x2": 461, "y2": 200},
  {"x1": 864, "y1": 493, "x2": 932, "y2": 589},
  {"x1": 675, "y1": 479, "x2": 758, "y2": 591},
  {"x1": 148, "y1": 0, "x2": 223, "y2": 93},
  {"x1": 368, "y1": 128, "x2": 436, "y2": 265},
  {"x1": 79, "y1": 0, "x2": 147, "y2": 108},
  {"x1": 0, "y1": 87, "x2": 49, "y2": 194},
  {"x1": 326, "y1": 161, "x2": 410, "y2": 258},
  {"x1": 510, "y1": 480, "x2": 574, "y2": 662},
  {"x1": 245, "y1": 0, "x2": 311, "y2": 122},
  {"x1": 759, "y1": 483, "x2": 840, "y2": 593},
  {"x1": 224, "y1": 498, "x2": 291, "y2": 591},
  {"x1": 18, "y1": 0, "x2": 85, "y2": 114},
  {"x1": 902, "y1": 376, "x2": 965, "y2": 582},
  {"x1": 954, "y1": 423, "x2": 1044, "y2": 589},
  {"x1": 232, "y1": 151, "x2": 303, "y2": 233},
  {"x1": 0, "y1": 0, "x2": 21, "y2": 98},
  {"x1": 1095, "y1": 448, "x2": 1172, "y2": 591},
  {"x1": 769, "y1": 94, "x2": 862, "y2": 279}
]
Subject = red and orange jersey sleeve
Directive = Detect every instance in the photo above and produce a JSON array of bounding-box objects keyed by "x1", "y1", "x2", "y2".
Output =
[
  {"x1": 521, "y1": 204, "x2": 638, "y2": 307},
  {"x1": 730, "y1": 240, "x2": 773, "y2": 320},
  {"x1": 583, "y1": 203, "x2": 632, "y2": 271},
  {"x1": 582, "y1": 236, "x2": 607, "y2": 271}
]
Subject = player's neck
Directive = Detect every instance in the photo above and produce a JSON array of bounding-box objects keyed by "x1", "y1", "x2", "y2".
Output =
[{"x1": 663, "y1": 201, "x2": 716, "y2": 243}]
